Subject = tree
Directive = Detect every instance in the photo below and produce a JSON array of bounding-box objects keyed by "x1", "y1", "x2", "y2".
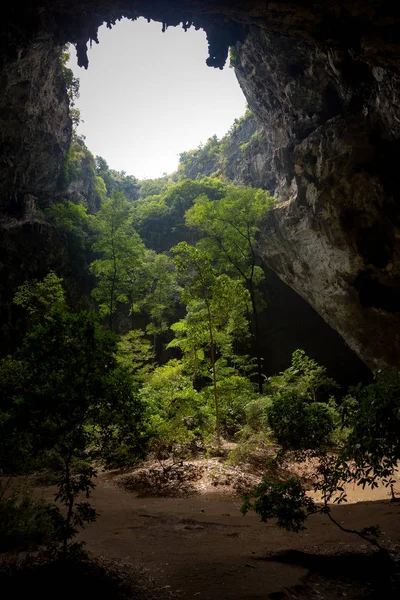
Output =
[
  {"x1": 277, "y1": 349, "x2": 339, "y2": 402},
  {"x1": 134, "y1": 177, "x2": 226, "y2": 252},
  {"x1": 267, "y1": 391, "x2": 337, "y2": 450},
  {"x1": 140, "y1": 360, "x2": 211, "y2": 460},
  {"x1": 242, "y1": 366, "x2": 400, "y2": 554},
  {"x1": 141, "y1": 252, "x2": 180, "y2": 353},
  {"x1": 13, "y1": 272, "x2": 66, "y2": 323},
  {"x1": 59, "y1": 46, "x2": 80, "y2": 132},
  {"x1": 117, "y1": 329, "x2": 155, "y2": 385},
  {"x1": 186, "y1": 185, "x2": 275, "y2": 393},
  {"x1": 171, "y1": 242, "x2": 250, "y2": 444},
  {"x1": 95, "y1": 156, "x2": 139, "y2": 200},
  {"x1": 90, "y1": 191, "x2": 146, "y2": 330},
  {"x1": 1, "y1": 309, "x2": 146, "y2": 555},
  {"x1": 341, "y1": 369, "x2": 400, "y2": 495}
]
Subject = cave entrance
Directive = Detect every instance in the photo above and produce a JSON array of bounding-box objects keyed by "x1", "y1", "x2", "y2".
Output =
[{"x1": 68, "y1": 17, "x2": 246, "y2": 179}]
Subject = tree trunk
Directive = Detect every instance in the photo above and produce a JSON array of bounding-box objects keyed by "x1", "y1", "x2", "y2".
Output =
[
  {"x1": 249, "y1": 285, "x2": 263, "y2": 394},
  {"x1": 206, "y1": 303, "x2": 220, "y2": 445}
]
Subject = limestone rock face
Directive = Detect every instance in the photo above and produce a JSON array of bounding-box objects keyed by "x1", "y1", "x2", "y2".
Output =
[
  {"x1": 219, "y1": 116, "x2": 275, "y2": 190},
  {"x1": 0, "y1": 39, "x2": 71, "y2": 215},
  {"x1": 234, "y1": 28, "x2": 400, "y2": 370},
  {"x1": 178, "y1": 112, "x2": 275, "y2": 190}
]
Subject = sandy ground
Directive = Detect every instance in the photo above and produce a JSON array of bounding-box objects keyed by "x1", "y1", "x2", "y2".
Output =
[{"x1": 43, "y1": 463, "x2": 398, "y2": 600}]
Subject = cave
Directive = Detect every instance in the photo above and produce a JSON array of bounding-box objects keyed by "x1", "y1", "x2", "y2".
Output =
[{"x1": 1, "y1": 1, "x2": 400, "y2": 372}]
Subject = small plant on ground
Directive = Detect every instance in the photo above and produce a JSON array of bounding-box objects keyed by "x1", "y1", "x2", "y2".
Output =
[{"x1": 0, "y1": 479, "x2": 62, "y2": 554}]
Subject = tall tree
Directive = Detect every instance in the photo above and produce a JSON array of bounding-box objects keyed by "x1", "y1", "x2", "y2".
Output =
[
  {"x1": 171, "y1": 242, "x2": 250, "y2": 444},
  {"x1": 142, "y1": 252, "x2": 180, "y2": 353},
  {"x1": 185, "y1": 186, "x2": 274, "y2": 393},
  {"x1": 90, "y1": 191, "x2": 146, "y2": 330}
]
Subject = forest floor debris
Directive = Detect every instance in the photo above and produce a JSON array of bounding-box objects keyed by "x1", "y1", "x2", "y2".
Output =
[
  {"x1": 112, "y1": 458, "x2": 260, "y2": 498},
  {"x1": 27, "y1": 453, "x2": 400, "y2": 599}
]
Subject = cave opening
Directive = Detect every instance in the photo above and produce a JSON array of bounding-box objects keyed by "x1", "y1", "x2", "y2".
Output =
[{"x1": 68, "y1": 17, "x2": 247, "y2": 179}]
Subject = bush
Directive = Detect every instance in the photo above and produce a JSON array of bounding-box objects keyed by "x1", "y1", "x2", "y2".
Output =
[
  {"x1": 228, "y1": 431, "x2": 272, "y2": 468},
  {"x1": 0, "y1": 480, "x2": 61, "y2": 553},
  {"x1": 244, "y1": 396, "x2": 272, "y2": 433},
  {"x1": 267, "y1": 392, "x2": 337, "y2": 450},
  {"x1": 201, "y1": 375, "x2": 258, "y2": 438},
  {"x1": 141, "y1": 360, "x2": 213, "y2": 459}
]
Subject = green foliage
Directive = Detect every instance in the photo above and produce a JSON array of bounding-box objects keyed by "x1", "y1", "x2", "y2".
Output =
[
  {"x1": 1, "y1": 308, "x2": 147, "y2": 553},
  {"x1": 116, "y1": 329, "x2": 155, "y2": 384},
  {"x1": 241, "y1": 478, "x2": 317, "y2": 532},
  {"x1": 0, "y1": 480, "x2": 61, "y2": 553},
  {"x1": 201, "y1": 374, "x2": 257, "y2": 437},
  {"x1": 275, "y1": 349, "x2": 340, "y2": 401},
  {"x1": 141, "y1": 360, "x2": 212, "y2": 458},
  {"x1": 177, "y1": 137, "x2": 223, "y2": 180},
  {"x1": 176, "y1": 110, "x2": 254, "y2": 180},
  {"x1": 186, "y1": 185, "x2": 274, "y2": 393},
  {"x1": 227, "y1": 395, "x2": 273, "y2": 467},
  {"x1": 170, "y1": 243, "x2": 250, "y2": 370},
  {"x1": 138, "y1": 176, "x2": 169, "y2": 199},
  {"x1": 170, "y1": 242, "x2": 251, "y2": 443},
  {"x1": 229, "y1": 46, "x2": 238, "y2": 67},
  {"x1": 243, "y1": 395, "x2": 272, "y2": 433},
  {"x1": 243, "y1": 359, "x2": 400, "y2": 553},
  {"x1": 57, "y1": 137, "x2": 104, "y2": 212},
  {"x1": 46, "y1": 201, "x2": 89, "y2": 234},
  {"x1": 132, "y1": 194, "x2": 171, "y2": 250},
  {"x1": 267, "y1": 391, "x2": 338, "y2": 450},
  {"x1": 59, "y1": 46, "x2": 80, "y2": 131},
  {"x1": 54, "y1": 462, "x2": 98, "y2": 556},
  {"x1": 186, "y1": 185, "x2": 274, "y2": 284},
  {"x1": 134, "y1": 177, "x2": 226, "y2": 252},
  {"x1": 90, "y1": 191, "x2": 146, "y2": 328},
  {"x1": 45, "y1": 201, "x2": 91, "y2": 258},
  {"x1": 142, "y1": 252, "x2": 180, "y2": 345},
  {"x1": 263, "y1": 351, "x2": 340, "y2": 450},
  {"x1": 95, "y1": 156, "x2": 140, "y2": 201},
  {"x1": 13, "y1": 272, "x2": 66, "y2": 321},
  {"x1": 342, "y1": 369, "x2": 400, "y2": 488}
]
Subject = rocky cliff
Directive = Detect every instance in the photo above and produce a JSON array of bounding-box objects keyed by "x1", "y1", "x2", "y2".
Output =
[
  {"x1": 177, "y1": 111, "x2": 275, "y2": 191},
  {"x1": 0, "y1": 39, "x2": 71, "y2": 216},
  {"x1": 234, "y1": 27, "x2": 400, "y2": 370}
]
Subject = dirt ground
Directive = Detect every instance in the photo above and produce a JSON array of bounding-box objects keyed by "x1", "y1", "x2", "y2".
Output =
[{"x1": 43, "y1": 460, "x2": 398, "y2": 600}]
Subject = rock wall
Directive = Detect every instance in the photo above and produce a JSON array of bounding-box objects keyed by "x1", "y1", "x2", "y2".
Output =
[
  {"x1": 177, "y1": 112, "x2": 275, "y2": 190},
  {"x1": 234, "y1": 28, "x2": 400, "y2": 370},
  {"x1": 0, "y1": 38, "x2": 71, "y2": 216}
]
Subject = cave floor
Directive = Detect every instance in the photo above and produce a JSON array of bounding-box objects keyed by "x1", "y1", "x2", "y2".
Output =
[{"x1": 52, "y1": 469, "x2": 400, "y2": 600}]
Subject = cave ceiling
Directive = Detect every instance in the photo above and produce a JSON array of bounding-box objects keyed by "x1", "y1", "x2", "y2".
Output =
[{"x1": 2, "y1": 1, "x2": 400, "y2": 72}]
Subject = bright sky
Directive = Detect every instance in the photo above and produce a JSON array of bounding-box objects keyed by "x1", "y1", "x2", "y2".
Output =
[{"x1": 68, "y1": 17, "x2": 247, "y2": 179}]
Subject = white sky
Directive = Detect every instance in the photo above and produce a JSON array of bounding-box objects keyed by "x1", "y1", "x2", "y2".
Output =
[{"x1": 68, "y1": 17, "x2": 247, "y2": 179}]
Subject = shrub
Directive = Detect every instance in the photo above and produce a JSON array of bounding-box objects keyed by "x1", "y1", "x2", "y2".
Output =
[
  {"x1": 141, "y1": 360, "x2": 213, "y2": 459},
  {"x1": 244, "y1": 396, "x2": 272, "y2": 433},
  {"x1": 201, "y1": 375, "x2": 258, "y2": 438},
  {"x1": 0, "y1": 480, "x2": 61, "y2": 553},
  {"x1": 267, "y1": 392, "x2": 337, "y2": 450}
]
